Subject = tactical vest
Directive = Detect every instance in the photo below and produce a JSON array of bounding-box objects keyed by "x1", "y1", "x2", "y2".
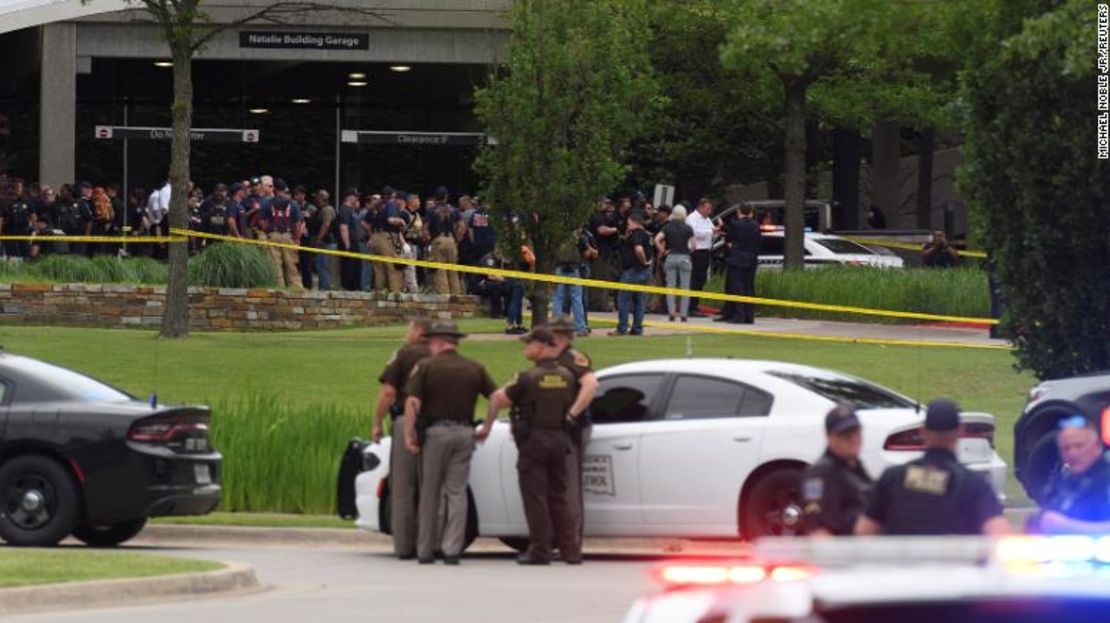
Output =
[{"x1": 4, "y1": 201, "x2": 31, "y2": 232}]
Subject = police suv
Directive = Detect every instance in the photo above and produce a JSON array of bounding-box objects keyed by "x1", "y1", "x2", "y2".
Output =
[{"x1": 350, "y1": 359, "x2": 1006, "y2": 548}]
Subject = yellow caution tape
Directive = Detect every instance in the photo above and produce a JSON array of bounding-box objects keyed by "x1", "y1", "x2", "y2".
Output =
[
  {"x1": 0, "y1": 235, "x2": 186, "y2": 244},
  {"x1": 170, "y1": 228, "x2": 999, "y2": 326},
  {"x1": 841, "y1": 236, "x2": 988, "y2": 259}
]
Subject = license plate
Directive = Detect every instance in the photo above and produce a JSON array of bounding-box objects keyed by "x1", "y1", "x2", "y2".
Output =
[{"x1": 194, "y1": 463, "x2": 212, "y2": 485}]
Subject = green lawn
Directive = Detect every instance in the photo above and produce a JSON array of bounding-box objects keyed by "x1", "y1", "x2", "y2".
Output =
[
  {"x1": 0, "y1": 549, "x2": 222, "y2": 588},
  {"x1": 0, "y1": 320, "x2": 1034, "y2": 507},
  {"x1": 152, "y1": 512, "x2": 354, "y2": 530}
]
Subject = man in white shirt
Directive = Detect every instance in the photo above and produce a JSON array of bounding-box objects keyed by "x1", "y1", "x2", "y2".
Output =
[
  {"x1": 146, "y1": 179, "x2": 171, "y2": 258},
  {"x1": 684, "y1": 198, "x2": 717, "y2": 317}
]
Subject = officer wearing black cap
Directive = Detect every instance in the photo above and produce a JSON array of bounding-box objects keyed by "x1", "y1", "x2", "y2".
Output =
[
  {"x1": 856, "y1": 399, "x2": 1009, "y2": 536},
  {"x1": 404, "y1": 320, "x2": 498, "y2": 564},
  {"x1": 480, "y1": 326, "x2": 581, "y2": 565},
  {"x1": 800, "y1": 405, "x2": 873, "y2": 536}
]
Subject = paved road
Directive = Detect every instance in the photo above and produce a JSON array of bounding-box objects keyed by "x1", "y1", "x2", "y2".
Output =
[{"x1": 6, "y1": 538, "x2": 662, "y2": 623}]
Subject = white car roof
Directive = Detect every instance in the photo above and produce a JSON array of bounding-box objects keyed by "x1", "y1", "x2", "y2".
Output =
[{"x1": 598, "y1": 358, "x2": 850, "y2": 379}]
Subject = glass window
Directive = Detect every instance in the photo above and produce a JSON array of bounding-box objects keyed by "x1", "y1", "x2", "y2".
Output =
[
  {"x1": 768, "y1": 370, "x2": 915, "y2": 410},
  {"x1": 13, "y1": 358, "x2": 134, "y2": 404},
  {"x1": 665, "y1": 375, "x2": 773, "y2": 419},
  {"x1": 814, "y1": 238, "x2": 876, "y2": 255},
  {"x1": 591, "y1": 374, "x2": 661, "y2": 425}
]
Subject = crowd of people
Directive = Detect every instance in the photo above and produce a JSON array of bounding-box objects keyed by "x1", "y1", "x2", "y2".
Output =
[{"x1": 2, "y1": 172, "x2": 758, "y2": 335}]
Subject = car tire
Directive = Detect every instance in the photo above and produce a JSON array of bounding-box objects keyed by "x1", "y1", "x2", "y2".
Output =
[
  {"x1": 0, "y1": 454, "x2": 82, "y2": 547},
  {"x1": 1021, "y1": 433, "x2": 1061, "y2": 504},
  {"x1": 72, "y1": 518, "x2": 148, "y2": 547},
  {"x1": 741, "y1": 468, "x2": 804, "y2": 540},
  {"x1": 499, "y1": 537, "x2": 530, "y2": 553}
]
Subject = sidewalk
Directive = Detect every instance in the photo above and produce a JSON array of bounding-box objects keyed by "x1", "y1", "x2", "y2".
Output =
[{"x1": 470, "y1": 311, "x2": 1007, "y2": 348}]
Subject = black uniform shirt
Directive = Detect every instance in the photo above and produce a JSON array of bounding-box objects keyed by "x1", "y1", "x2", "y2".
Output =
[
  {"x1": 725, "y1": 218, "x2": 761, "y2": 269},
  {"x1": 405, "y1": 350, "x2": 497, "y2": 424},
  {"x1": 1042, "y1": 457, "x2": 1110, "y2": 522},
  {"x1": 620, "y1": 229, "x2": 653, "y2": 270},
  {"x1": 504, "y1": 359, "x2": 577, "y2": 429},
  {"x1": 1, "y1": 197, "x2": 32, "y2": 233},
  {"x1": 556, "y1": 346, "x2": 592, "y2": 382},
  {"x1": 800, "y1": 450, "x2": 873, "y2": 536},
  {"x1": 378, "y1": 341, "x2": 431, "y2": 412},
  {"x1": 864, "y1": 447, "x2": 1003, "y2": 535}
]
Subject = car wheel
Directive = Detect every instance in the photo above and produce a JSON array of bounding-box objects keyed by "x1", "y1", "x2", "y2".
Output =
[
  {"x1": 742, "y1": 469, "x2": 803, "y2": 540},
  {"x1": 72, "y1": 518, "x2": 148, "y2": 547},
  {"x1": 499, "y1": 537, "x2": 530, "y2": 553},
  {"x1": 1021, "y1": 434, "x2": 1061, "y2": 504},
  {"x1": 0, "y1": 455, "x2": 81, "y2": 547}
]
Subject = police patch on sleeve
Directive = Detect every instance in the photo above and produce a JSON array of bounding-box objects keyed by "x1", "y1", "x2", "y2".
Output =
[
  {"x1": 572, "y1": 350, "x2": 591, "y2": 368},
  {"x1": 803, "y1": 477, "x2": 824, "y2": 501},
  {"x1": 408, "y1": 363, "x2": 420, "y2": 378}
]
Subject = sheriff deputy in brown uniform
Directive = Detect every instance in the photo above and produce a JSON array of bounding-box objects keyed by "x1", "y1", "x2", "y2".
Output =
[
  {"x1": 371, "y1": 317, "x2": 432, "y2": 559},
  {"x1": 479, "y1": 326, "x2": 581, "y2": 565},
  {"x1": 547, "y1": 316, "x2": 599, "y2": 545},
  {"x1": 403, "y1": 320, "x2": 498, "y2": 565}
]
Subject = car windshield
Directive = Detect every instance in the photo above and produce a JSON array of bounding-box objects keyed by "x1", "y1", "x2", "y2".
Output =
[
  {"x1": 814, "y1": 238, "x2": 875, "y2": 255},
  {"x1": 16, "y1": 357, "x2": 135, "y2": 403},
  {"x1": 768, "y1": 370, "x2": 915, "y2": 409}
]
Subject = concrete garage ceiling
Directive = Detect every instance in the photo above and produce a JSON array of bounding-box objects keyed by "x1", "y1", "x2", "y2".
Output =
[{"x1": 0, "y1": 0, "x2": 128, "y2": 35}]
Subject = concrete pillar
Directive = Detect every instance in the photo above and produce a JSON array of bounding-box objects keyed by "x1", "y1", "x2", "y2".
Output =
[
  {"x1": 871, "y1": 121, "x2": 901, "y2": 229},
  {"x1": 39, "y1": 22, "x2": 77, "y2": 189}
]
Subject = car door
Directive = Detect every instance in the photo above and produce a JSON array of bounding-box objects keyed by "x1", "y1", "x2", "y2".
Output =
[
  {"x1": 584, "y1": 373, "x2": 664, "y2": 533},
  {"x1": 638, "y1": 374, "x2": 772, "y2": 531}
]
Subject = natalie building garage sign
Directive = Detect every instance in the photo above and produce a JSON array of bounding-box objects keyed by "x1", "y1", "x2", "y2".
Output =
[{"x1": 239, "y1": 31, "x2": 369, "y2": 51}]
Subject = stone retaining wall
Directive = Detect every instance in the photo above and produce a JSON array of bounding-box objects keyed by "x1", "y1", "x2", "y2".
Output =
[{"x1": 0, "y1": 283, "x2": 482, "y2": 330}]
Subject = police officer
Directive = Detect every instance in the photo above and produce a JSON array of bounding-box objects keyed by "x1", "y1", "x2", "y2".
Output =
[
  {"x1": 426, "y1": 192, "x2": 463, "y2": 295},
  {"x1": 546, "y1": 316, "x2": 598, "y2": 547},
  {"x1": 480, "y1": 326, "x2": 581, "y2": 565},
  {"x1": 856, "y1": 399, "x2": 1010, "y2": 536},
  {"x1": 1032, "y1": 415, "x2": 1110, "y2": 534},
  {"x1": 54, "y1": 183, "x2": 92, "y2": 256},
  {"x1": 0, "y1": 179, "x2": 33, "y2": 259},
  {"x1": 371, "y1": 318, "x2": 432, "y2": 558},
  {"x1": 404, "y1": 320, "x2": 498, "y2": 564},
  {"x1": 800, "y1": 405, "x2": 873, "y2": 536},
  {"x1": 367, "y1": 191, "x2": 406, "y2": 292},
  {"x1": 258, "y1": 195, "x2": 303, "y2": 290},
  {"x1": 716, "y1": 204, "x2": 760, "y2": 324}
]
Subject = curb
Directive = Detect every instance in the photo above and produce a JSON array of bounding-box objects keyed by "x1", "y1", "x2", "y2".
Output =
[
  {"x1": 138, "y1": 523, "x2": 383, "y2": 547},
  {"x1": 0, "y1": 561, "x2": 259, "y2": 616}
]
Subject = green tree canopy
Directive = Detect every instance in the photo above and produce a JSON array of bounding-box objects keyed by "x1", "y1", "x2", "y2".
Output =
[
  {"x1": 960, "y1": 0, "x2": 1110, "y2": 378},
  {"x1": 474, "y1": 0, "x2": 660, "y2": 323}
]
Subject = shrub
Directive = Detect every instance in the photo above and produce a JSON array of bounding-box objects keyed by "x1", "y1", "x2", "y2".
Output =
[
  {"x1": 188, "y1": 243, "x2": 276, "y2": 289},
  {"x1": 961, "y1": 0, "x2": 1110, "y2": 378},
  {"x1": 209, "y1": 394, "x2": 363, "y2": 514},
  {"x1": 705, "y1": 266, "x2": 989, "y2": 323},
  {"x1": 127, "y1": 257, "x2": 169, "y2": 284},
  {"x1": 27, "y1": 255, "x2": 106, "y2": 283}
]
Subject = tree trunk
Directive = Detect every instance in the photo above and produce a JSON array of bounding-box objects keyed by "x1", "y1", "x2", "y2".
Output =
[
  {"x1": 782, "y1": 78, "x2": 807, "y2": 270},
  {"x1": 832, "y1": 128, "x2": 861, "y2": 230},
  {"x1": 530, "y1": 255, "x2": 552, "y2": 328},
  {"x1": 916, "y1": 127, "x2": 935, "y2": 230},
  {"x1": 871, "y1": 121, "x2": 901, "y2": 228},
  {"x1": 161, "y1": 40, "x2": 193, "y2": 339}
]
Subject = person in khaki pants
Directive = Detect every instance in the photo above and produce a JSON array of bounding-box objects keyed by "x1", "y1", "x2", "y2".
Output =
[
  {"x1": 371, "y1": 318, "x2": 432, "y2": 559},
  {"x1": 258, "y1": 195, "x2": 303, "y2": 290},
  {"x1": 404, "y1": 320, "x2": 498, "y2": 564},
  {"x1": 426, "y1": 202, "x2": 463, "y2": 295},
  {"x1": 366, "y1": 193, "x2": 407, "y2": 292}
]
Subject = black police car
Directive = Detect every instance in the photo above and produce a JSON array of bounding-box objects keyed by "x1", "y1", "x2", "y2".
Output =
[
  {"x1": 0, "y1": 351, "x2": 221, "y2": 547},
  {"x1": 1013, "y1": 371, "x2": 1110, "y2": 502}
]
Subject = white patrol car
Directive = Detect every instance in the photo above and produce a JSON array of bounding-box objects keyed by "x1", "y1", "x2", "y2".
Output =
[
  {"x1": 712, "y1": 229, "x2": 904, "y2": 270},
  {"x1": 624, "y1": 536, "x2": 1110, "y2": 623},
  {"x1": 352, "y1": 359, "x2": 1006, "y2": 549}
]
